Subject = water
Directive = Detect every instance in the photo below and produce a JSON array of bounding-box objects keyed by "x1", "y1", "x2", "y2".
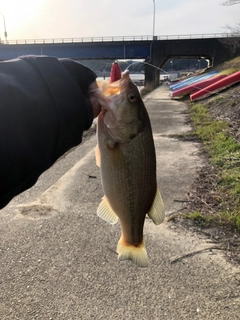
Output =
[{"x1": 97, "y1": 73, "x2": 144, "y2": 81}]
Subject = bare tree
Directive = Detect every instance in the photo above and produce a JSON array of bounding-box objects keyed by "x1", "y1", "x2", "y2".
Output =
[
  {"x1": 223, "y1": 23, "x2": 240, "y2": 35},
  {"x1": 220, "y1": 0, "x2": 240, "y2": 52},
  {"x1": 221, "y1": 0, "x2": 240, "y2": 5},
  {"x1": 219, "y1": 23, "x2": 240, "y2": 55}
]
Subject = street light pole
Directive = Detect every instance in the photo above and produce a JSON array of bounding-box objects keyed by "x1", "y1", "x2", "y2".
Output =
[
  {"x1": 0, "y1": 12, "x2": 8, "y2": 43},
  {"x1": 153, "y1": 0, "x2": 155, "y2": 38}
]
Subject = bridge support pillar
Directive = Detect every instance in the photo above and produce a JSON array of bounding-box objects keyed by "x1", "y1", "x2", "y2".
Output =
[
  {"x1": 145, "y1": 63, "x2": 160, "y2": 89},
  {"x1": 144, "y1": 41, "x2": 161, "y2": 89}
]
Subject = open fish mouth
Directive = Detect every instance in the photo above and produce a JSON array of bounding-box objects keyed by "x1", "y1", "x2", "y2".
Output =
[
  {"x1": 90, "y1": 70, "x2": 132, "y2": 113},
  {"x1": 95, "y1": 71, "x2": 130, "y2": 112},
  {"x1": 102, "y1": 70, "x2": 130, "y2": 96}
]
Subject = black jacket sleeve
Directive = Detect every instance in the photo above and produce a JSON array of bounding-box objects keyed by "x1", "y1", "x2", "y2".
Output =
[
  {"x1": 59, "y1": 58, "x2": 98, "y2": 130},
  {"x1": 0, "y1": 55, "x2": 97, "y2": 209}
]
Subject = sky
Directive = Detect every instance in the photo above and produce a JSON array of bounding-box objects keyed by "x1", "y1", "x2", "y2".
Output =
[{"x1": 0, "y1": 0, "x2": 239, "y2": 41}]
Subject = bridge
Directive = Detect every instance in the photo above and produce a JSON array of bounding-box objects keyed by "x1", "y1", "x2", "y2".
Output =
[{"x1": 0, "y1": 33, "x2": 239, "y2": 87}]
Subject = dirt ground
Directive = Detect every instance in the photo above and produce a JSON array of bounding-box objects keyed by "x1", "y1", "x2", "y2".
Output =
[{"x1": 171, "y1": 59, "x2": 240, "y2": 266}]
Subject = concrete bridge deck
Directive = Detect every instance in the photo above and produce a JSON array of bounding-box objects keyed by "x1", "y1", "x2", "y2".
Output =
[{"x1": 1, "y1": 33, "x2": 239, "y2": 87}]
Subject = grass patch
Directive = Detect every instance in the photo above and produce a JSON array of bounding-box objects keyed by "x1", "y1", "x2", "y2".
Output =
[
  {"x1": 189, "y1": 103, "x2": 240, "y2": 231},
  {"x1": 207, "y1": 96, "x2": 224, "y2": 105},
  {"x1": 183, "y1": 212, "x2": 216, "y2": 227}
]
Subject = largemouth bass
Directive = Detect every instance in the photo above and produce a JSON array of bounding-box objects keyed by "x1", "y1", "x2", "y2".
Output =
[{"x1": 95, "y1": 71, "x2": 165, "y2": 267}]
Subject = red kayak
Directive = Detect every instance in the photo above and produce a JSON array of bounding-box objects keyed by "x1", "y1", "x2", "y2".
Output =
[
  {"x1": 190, "y1": 70, "x2": 240, "y2": 101},
  {"x1": 110, "y1": 61, "x2": 121, "y2": 83},
  {"x1": 171, "y1": 69, "x2": 235, "y2": 99},
  {"x1": 171, "y1": 74, "x2": 225, "y2": 99}
]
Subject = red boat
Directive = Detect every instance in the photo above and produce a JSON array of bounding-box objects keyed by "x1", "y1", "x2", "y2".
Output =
[
  {"x1": 171, "y1": 69, "x2": 235, "y2": 99},
  {"x1": 171, "y1": 74, "x2": 223, "y2": 99},
  {"x1": 190, "y1": 70, "x2": 240, "y2": 101}
]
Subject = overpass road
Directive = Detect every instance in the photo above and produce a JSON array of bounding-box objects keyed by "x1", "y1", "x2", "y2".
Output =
[{"x1": 0, "y1": 84, "x2": 239, "y2": 319}]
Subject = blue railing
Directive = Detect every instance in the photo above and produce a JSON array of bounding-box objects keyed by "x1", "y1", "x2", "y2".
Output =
[{"x1": 1, "y1": 32, "x2": 239, "y2": 45}]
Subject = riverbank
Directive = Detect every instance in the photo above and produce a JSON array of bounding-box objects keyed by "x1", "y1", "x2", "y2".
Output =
[{"x1": 168, "y1": 56, "x2": 240, "y2": 265}]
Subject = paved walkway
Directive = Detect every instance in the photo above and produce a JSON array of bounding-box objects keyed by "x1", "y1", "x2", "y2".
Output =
[{"x1": 0, "y1": 84, "x2": 239, "y2": 319}]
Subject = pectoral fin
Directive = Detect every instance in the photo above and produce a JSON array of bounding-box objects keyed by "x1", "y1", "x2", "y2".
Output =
[
  {"x1": 97, "y1": 196, "x2": 118, "y2": 224},
  {"x1": 95, "y1": 144, "x2": 101, "y2": 167},
  {"x1": 148, "y1": 188, "x2": 165, "y2": 225}
]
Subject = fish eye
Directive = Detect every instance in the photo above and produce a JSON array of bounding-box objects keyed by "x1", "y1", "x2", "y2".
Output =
[{"x1": 127, "y1": 93, "x2": 138, "y2": 103}]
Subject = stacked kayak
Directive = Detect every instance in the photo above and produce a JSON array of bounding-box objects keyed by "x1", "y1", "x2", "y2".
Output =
[
  {"x1": 190, "y1": 70, "x2": 240, "y2": 101},
  {"x1": 170, "y1": 71, "x2": 217, "y2": 92},
  {"x1": 170, "y1": 69, "x2": 236, "y2": 99},
  {"x1": 169, "y1": 74, "x2": 203, "y2": 91}
]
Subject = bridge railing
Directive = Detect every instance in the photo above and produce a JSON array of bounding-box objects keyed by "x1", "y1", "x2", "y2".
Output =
[{"x1": 1, "y1": 33, "x2": 239, "y2": 45}]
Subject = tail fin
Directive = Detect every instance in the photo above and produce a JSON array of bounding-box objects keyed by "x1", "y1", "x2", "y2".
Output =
[{"x1": 116, "y1": 237, "x2": 148, "y2": 268}]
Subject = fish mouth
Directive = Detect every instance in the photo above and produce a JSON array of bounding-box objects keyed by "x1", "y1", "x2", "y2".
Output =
[
  {"x1": 101, "y1": 70, "x2": 130, "y2": 97},
  {"x1": 119, "y1": 70, "x2": 130, "y2": 83},
  {"x1": 90, "y1": 73, "x2": 129, "y2": 112},
  {"x1": 100, "y1": 70, "x2": 138, "y2": 142},
  {"x1": 112, "y1": 70, "x2": 131, "y2": 90},
  {"x1": 96, "y1": 71, "x2": 132, "y2": 119}
]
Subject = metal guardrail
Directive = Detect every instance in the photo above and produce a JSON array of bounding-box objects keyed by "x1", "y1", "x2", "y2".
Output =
[{"x1": 1, "y1": 33, "x2": 239, "y2": 45}]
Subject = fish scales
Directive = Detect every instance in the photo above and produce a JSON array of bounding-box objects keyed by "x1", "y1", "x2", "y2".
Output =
[{"x1": 102, "y1": 135, "x2": 155, "y2": 244}]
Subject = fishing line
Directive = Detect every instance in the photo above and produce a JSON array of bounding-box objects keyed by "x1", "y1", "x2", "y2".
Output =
[
  {"x1": 96, "y1": 60, "x2": 240, "y2": 100},
  {"x1": 126, "y1": 61, "x2": 240, "y2": 99},
  {"x1": 125, "y1": 61, "x2": 169, "y2": 74}
]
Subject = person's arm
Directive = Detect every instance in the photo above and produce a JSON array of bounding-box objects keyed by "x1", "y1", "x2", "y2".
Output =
[
  {"x1": 0, "y1": 56, "x2": 101, "y2": 209},
  {"x1": 59, "y1": 58, "x2": 101, "y2": 121}
]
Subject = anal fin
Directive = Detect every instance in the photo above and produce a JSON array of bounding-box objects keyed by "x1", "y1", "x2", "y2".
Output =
[
  {"x1": 97, "y1": 196, "x2": 118, "y2": 224},
  {"x1": 148, "y1": 187, "x2": 165, "y2": 225}
]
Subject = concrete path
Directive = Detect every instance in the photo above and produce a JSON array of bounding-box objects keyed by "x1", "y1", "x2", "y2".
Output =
[{"x1": 0, "y1": 84, "x2": 239, "y2": 320}]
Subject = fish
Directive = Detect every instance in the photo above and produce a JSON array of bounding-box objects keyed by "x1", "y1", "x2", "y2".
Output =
[{"x1": 95, "y1": 71, "x2": 165, "y2": 268}]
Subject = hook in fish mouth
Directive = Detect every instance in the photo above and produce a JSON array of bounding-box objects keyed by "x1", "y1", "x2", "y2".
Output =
[
  {"x1": 107, "y1": 70, "x2": 131, "y2": 88},
  {"x1": 92, "y1": 70, "x2": 132, "y2": 112}
]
